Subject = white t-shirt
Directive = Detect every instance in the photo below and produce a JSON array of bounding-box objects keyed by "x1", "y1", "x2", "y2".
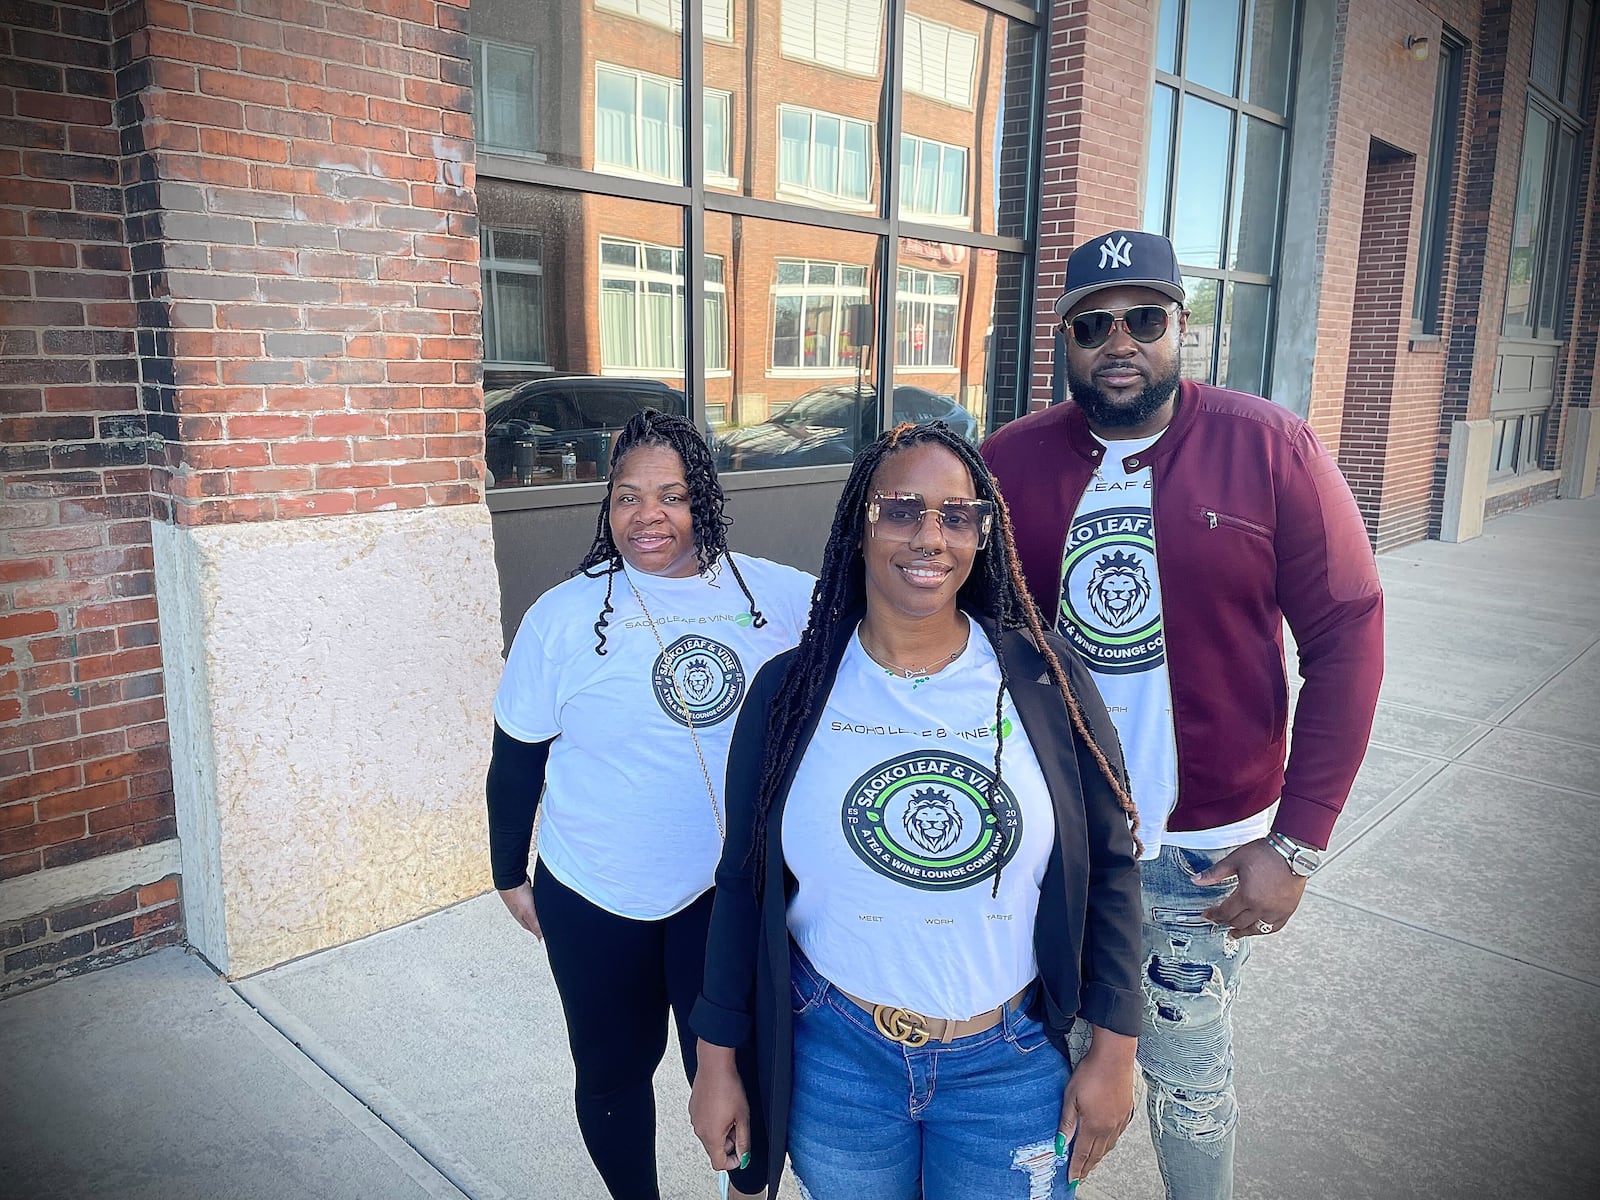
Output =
[
  {"x1": 783, "y1": 625, "x2": 1054, "y2": 1020},
  {"x1": 494, "y1": 553, "x2": 815, "y2": 919},
  {"x1": 1057, "y1": 432, "x2": 1270, "y2": 857}
]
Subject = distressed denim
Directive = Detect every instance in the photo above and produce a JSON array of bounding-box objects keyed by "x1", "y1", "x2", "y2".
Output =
[
  {"x1": 786, "y1": 949, "x2": 1076, "y2": 1200},
  {"x1": 1137, "y1": 843, "x2": 1251, "y2": 1200}
]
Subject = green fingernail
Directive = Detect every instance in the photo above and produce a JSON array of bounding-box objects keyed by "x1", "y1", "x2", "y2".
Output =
[
  {"x1": 739, "y1": 1152, "x2": 750, "y2": 1170},
  {"x1": 1066, "y1": 1181, "x2": 1081, "y2": 1194},
  {"x1": 1055, "y1": 1132, "x2": 1066, "y2": 1157}
]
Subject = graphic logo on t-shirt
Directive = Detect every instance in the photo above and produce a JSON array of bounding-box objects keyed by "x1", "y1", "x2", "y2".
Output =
[
  {"x1": 653, "y1": 634, "x2": 745, "y2": 727},
  {"x1": 841, "y1": 750, "x2": 1022, "y2": 891},
  {"x1": 1058, "y1": 507, "x2": 1164, "y2": 675}
]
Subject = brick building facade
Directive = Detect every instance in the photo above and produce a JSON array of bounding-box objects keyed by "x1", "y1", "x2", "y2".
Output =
[{"x1": 2, "y1": 0, "x2": 1595, "y2": 990}]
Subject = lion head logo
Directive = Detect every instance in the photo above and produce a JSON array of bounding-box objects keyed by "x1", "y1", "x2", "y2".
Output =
[
  {"x1": 902, "y1": 787, "x2": 962, "y2": 854},
  {"x1": 1087, "y1": 550, "x2": 1151, "y2": 629},
  {"x1": 682, "y1": 656, "x2": 716, "y2": 702}
]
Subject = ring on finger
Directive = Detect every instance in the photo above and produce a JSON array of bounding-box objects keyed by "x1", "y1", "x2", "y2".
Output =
[{"x1": 1254, "y1": 919, "x2": 1274, "y2": 934}]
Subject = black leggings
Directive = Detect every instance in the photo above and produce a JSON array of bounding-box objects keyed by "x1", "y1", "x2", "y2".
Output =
[{"x1": 533, "y1": 860, "x2": 764, "y2": 1199}]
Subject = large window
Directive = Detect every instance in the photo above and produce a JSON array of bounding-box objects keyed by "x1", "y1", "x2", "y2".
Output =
[
  {"x1": 1413, "y1": 31, "x2": 1465, "y2": 336},
  {"x1": 482, "y1": 228, "x2": 547, "y2": 366},
  {"x1": 900, "y1": 135, "x2": 968, "y2": 223},
  {"x1": 771, "y1": 259, "x2": 871, "y2": 371},
  {"x1": 895, "y1": 268, "x2": 960, "y2": 369},
  {"x1": 471, "y1": 0, "x2": 1045, "y2": 490},
  {"x1": 1503, "y1": 0, "x2": 1589, "y2": 339},
  {"x1": 778, "y1": 106, "x2": 873, "y2": 207},
  {"x1": 1144, "y1": 0, "x2": 1297, "y2": 395}
]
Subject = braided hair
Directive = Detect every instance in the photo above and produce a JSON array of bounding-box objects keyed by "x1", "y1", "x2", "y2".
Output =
[
  {"x1": 749, "y1": 421, "x2": 1138, "y2": 895},
  {"x1": 575, "y1": 408, "x2": 766, "y2": 654}
]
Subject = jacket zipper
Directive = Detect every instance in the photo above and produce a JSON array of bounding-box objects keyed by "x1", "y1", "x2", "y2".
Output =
[{"x1": 1202, "y1": 508, "x2": 1272, "y2": 538}]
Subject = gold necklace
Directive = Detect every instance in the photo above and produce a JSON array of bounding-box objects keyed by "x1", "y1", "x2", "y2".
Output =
[
  {"x1": 624, "y1": 568, "x2": 725, "y2": 841},
  {"x1": 859, "y1": 621, "x2": 970, "y2": 680}
]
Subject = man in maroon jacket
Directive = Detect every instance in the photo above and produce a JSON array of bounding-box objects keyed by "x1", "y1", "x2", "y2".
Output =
[{"x1": 982, "y1": 230, "x2": 1384, "y2": 1199}]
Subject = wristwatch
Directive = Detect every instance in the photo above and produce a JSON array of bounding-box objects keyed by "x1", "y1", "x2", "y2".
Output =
[{"x1": 1267, "y1": 832, "x2": 1323, "y2": 877}]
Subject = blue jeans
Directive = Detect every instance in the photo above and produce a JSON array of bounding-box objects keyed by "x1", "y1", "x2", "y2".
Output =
[
  {"x1": 1139, "y1": 844, "x2": 1252, "y2": 1200},
  {"x1": 786, "y1": 949, "x2": 1076, "y2": 1200}
]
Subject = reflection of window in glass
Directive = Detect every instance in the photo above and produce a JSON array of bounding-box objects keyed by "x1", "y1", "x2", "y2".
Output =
[
  {"x1": 1412, "y1": 33, "x2": 1464, "y2": 336},
  {"x1": 704, "y1": 90, "x2": 732, "y2": 182},
  {"x1": 482, "y1": 228, "x2": 547, "y2": 365},
  {"x1": 896, "y1": 268, "x2": 960, "y2": 368},
  {"x1": 779, "y1": 0, "x2": 884, "y2": 77},
  {"x1": 596, "y1": 65, "x2": 682, "y2": 181},
  {"x1": 1503, "y1": 107, "x2": 1553, "y2": 335},
  {"x1": 900, "y1": 135, "x2": 967, "y2": 221},
  {"x1": 778, "y1": 106, "x2": 873, "y2": 204},
  {"x1": 771, "y1": 259, "x2": 870, "y2": 371},
  {"x1": 471, "y1": 40, "x2": 539, "y2": 156},
  {"x1": 704, "y1": 255, "x2": 729, "y2": 372},
  {"x1": 600, "y1": 238, "x2": 686, "y2": 372},
  {"x1": 595, "y1": 0, "x2": 732, "y2": 39},
  {"x1": 903, "y1": 14, "x2": 978, "y2": 108}
]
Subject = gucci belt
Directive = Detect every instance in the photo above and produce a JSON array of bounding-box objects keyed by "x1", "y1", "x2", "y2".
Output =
[{"x1": 839, "y1": 984, "x2": 1032, "y2": 1048}]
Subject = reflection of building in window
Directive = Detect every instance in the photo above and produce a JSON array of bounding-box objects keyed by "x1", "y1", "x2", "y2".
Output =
[
  {"x1": 896, "y1": 267, "x2": 960, "y2": 369},
  {"x1": 903, "y1": 13, "x2": 978, "y2": 108},
  {"x1": 471, "y1": 40, "x2": 539, "y2": 156},
  {"x1": 482, "y1": 228, "x2": 547, "y2": 366},
  {"x1": 778, "y1": 106, "x2": 872, "y2": 206},
  {"x1": 900, "y1": 135, "x2": 968, "y2": 222},
  {"x1": 779, "y1": 0, "x2": 884, "y2": 77},
  {"x1": 597, "y1": 64, "x2": 682, "y2": 181},
  {"x1": 599, "y1": 240, "x2": 728, "y2": 373},
  {"x1": 597, "y1": 0, "x2": 733, "y2": 40},
  {"x1": 771, "y1": 259, "x2": 870, "y2": 371}
]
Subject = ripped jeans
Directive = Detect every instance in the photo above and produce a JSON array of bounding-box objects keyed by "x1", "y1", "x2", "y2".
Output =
[{"x1": 1139, "y1": 843, "x2": 1251, "y2": 1200}]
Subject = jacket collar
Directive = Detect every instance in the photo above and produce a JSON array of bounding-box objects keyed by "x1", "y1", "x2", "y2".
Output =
[{"x1": 1062, "y1": 378, "x2": 1199, "y2": 470}]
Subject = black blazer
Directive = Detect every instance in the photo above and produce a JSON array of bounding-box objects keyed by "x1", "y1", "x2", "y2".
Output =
[{"x1": 691, "y1": 610, "x2": 1143, "y2": 1197}]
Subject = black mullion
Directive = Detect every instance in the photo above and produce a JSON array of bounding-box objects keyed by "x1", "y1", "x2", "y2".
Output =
[
  {"x1": 881, "y1": 0, "x2": 908, "y2": 436},
  {"x1": 684, "y1": 0, "x2": 706, "y2": 419}
]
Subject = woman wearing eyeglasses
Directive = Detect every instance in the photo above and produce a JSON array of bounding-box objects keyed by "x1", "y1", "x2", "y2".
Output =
[
  {"x1": 488, "y1": 410, "x2": 814, "y2": 1200},
  {"x1": 687, "y1": 422, "x2": 1143, "y2": 1199}
]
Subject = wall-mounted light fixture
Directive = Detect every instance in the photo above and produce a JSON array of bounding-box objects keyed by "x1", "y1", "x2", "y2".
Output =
[{"x1": 1404, "y1": 35, "x2": 1431, "y2": 61}]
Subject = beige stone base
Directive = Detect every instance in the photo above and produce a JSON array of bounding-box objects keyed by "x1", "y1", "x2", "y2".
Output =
[{"x1": 153, "y1": 505, "x2": 503, "y2": 976}]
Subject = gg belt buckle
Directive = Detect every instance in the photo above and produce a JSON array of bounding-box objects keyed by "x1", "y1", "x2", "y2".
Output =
[{"x1": 872, "y1": 1004, "x2": 932, "y2": 1047}]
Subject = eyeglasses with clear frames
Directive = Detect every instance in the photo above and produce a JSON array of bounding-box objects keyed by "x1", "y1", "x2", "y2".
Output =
[{"x1": 867, "y1": 492, "x2": 995, "y2": 549}]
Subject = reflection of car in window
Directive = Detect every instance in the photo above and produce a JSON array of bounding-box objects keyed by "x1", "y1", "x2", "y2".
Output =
[
  {"x1": 713, "y1": 384, "x2": 977, "y2": 471},
  {"x1": 484, "y1": 376, "x2": 687, "y2": 488}
]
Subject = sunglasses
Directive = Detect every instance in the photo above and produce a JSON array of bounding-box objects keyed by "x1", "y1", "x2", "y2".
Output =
[
  {"x1": 1064, "y1": 304, "x2": 1177, "y2": 349},
  {"x1": 867, "y1": 492, "x2": 995, "y2": 549}
]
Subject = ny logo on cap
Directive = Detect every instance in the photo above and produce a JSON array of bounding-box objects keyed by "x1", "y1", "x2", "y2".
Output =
[{"x1": 1098, "y1": 235, "x2": 1132, "y2": 270}]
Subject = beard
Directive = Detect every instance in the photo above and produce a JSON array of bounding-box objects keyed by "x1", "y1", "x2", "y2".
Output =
[{"x1": 1066, "y1": 355, "x2": 1182, "y2": 430}]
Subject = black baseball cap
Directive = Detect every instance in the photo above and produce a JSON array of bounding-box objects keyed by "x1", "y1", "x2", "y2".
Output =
[{"x1": 1053, "y1": 230, "x2": 1186, "y2": 317}]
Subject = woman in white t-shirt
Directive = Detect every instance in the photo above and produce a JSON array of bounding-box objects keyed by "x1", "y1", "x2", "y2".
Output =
[
  {"x1": 688, "y1": 422, "x2": 1143, "y2": 1199},
  {"x1": 487, "y1": 410, "x2": 814, "y2": 1200}
]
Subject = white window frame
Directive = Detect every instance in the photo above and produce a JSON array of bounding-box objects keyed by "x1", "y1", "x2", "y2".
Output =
[
  {"x1": 776, "y1": 104, "x2": 874, "y2": 210},
  {"x1": 595, "y1": 63, "x2": 683, "y2": 183},
  {"x1": 598, "y1": 239, "x2": 729, "y2": 375},
  {"x1": 779, "y1": 0, "x2": 883, "y2": 77},
  {"x1": 703, "y1": 88, "x2": 736, "y2": 188},
  {"x1": 704, "y1": 255, "x2": 731, "y2": 376},
  {"x1": 895, "y1": 267, "x2": 961, "y2": 371},
  {"x1": 470, "y1": 38, "x2": 542, "y2": 159},
  {"x1": 482, "y1": 228, "x2": 549, "y2": 368},
  {"x1": 769, "y1": 258, "x2": 871, "y2": 376},
  {"x1": 899, "y1": 134, "x2": 969, "y2": 225},
  {"x1": 902, "y1": 14, "x2": 977, "y2": 109},
  {"x1": 596, "y1": 0, "x2": 733, "y2": 41}
]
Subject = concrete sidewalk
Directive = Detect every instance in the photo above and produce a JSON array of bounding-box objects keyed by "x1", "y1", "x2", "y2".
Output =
[{"x1": 3, "y1": 496, "x2": 1598, "y2": 1200}]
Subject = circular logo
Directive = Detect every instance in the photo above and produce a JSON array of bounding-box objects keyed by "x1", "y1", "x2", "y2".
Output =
[
  {"x1": 1057, "y1": 507, "x2": 1164, "y2": 675},
  {"x1": 652, "y1": 634, "x2": 745, "y2": 728},
  {"x1": 841, "y1": 750, "x2": 1022, "y2": 891}
]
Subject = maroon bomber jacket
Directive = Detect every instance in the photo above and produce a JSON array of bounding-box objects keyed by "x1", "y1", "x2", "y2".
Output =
[{"x1": 981, "y1": 380, "x2": 1385, "y2": 848}]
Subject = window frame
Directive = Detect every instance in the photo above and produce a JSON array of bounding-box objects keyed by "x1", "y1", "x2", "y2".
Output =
[
  {"x1": 769, "y1": 257, "x2": 873, "y2": 375},
  {"x1": 894, "y1": 266, "x2": 962, "y2": 370},
  {"x1": 775, "y1": 104, "x2": 876, "y2": 210},
  {"x1": 470, "y1": 37, "x2": 542, "y2": 160},
  {"x1": 899, "y1": 133, "x2": 969, "y2": 225},
  {"x1": 481, "y1": 227, "x2": 549, "y2": 369}
]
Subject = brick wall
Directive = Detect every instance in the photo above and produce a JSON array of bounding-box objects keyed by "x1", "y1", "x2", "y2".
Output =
[
  {"x1": 2, "y1": 873, "x2": 179, "y2": 996},
  {"x1": 127, "y1": 0, "x2": 482, "y2": 528},
  {"x1": 1, "y1": 1, "x2": 178, "y2": 935}
]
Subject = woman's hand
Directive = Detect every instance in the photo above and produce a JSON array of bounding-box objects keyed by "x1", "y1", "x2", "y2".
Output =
[
  {"x1": 1058, "y1": 1027, "x2": 1137, "y2": 1183},
  {"x1": 690, "y1": 1040, "x2": 750, "y2": 1173},
  {"x1": 497, "y1": 879, "x2": 542, "y2": 940}
]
